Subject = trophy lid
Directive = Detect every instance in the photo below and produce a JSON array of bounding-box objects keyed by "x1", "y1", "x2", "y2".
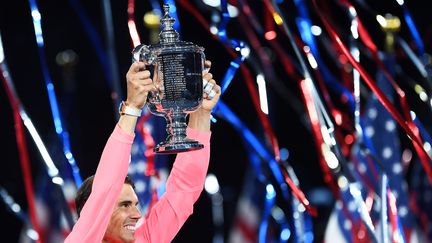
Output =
[{"x1": 159, "y1": 4, "x2": 180, "y2": 44}]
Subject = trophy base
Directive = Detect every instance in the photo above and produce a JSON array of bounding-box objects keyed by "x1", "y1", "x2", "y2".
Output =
[{"x1": 154, "y1": 140, "x2": 204, "y2": 154}]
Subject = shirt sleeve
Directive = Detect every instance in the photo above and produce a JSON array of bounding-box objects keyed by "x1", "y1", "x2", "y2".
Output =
[
  {"x1": 135, "y1": 127, "x2": 211, "y2": 243},
  {"x1": 65, "y1": 125, "x2": 134, "y2": 243}
]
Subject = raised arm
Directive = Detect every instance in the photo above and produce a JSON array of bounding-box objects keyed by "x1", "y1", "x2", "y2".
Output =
[{"x1": 65, "y1": 62, "x2": 154, "y2": 242}]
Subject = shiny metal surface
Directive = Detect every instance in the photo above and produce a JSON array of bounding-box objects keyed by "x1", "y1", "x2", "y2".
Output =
[{"x1": 132, "y1": 4, "x2": 205, "y2": 153}]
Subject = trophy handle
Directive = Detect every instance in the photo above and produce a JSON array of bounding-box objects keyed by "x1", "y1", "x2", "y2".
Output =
[
  {"x1": 131, "y1": 44, "x2": 157, "y2": 65},
  {"x1": 131, "y1": 44, "x2": 162, "y2": 104}
]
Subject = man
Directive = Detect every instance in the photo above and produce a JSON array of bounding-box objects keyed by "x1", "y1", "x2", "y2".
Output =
[{"x1": 65, "y1": 60, "x2": 220, "y2": 242}]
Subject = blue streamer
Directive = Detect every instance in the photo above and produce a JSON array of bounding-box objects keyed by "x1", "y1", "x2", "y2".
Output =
[
  {"x1": 216, "y1": 0, "x2": 249, "y2": 96},
  {"x1": 396, "y1": 218, "x2": 406, "y2": 243},
  {"x1": 317, "y1": 60, "x2": 356, "y2": 112},
  {"x1": 291, "y1": 199, "x2": 314, "y2": 243},
  {"x1": 402, "y1": 8, "x2": 425, "y2": 56},
  {"x1": 302, "y1": 212, "x2": 314, "y2": 243},
  {"x1": 246, "y1": 146, "x2": 291, "y2": 241},
  {"x1": 293, "y1": 0, "x2": 318, "y2": 56},
  {"x1": 101, "y1": 0, "x2": 123, "y2": 116},
  {"x1": 259, "y1": 184, "x2": 276, "y2": 243},
  {"x1": 292, "y1": 0, "x2": 355, "y2": 113},
  {"x1": 379, "y1": 173, "x2": 389, "y2": 243},
  {"x1": 28, "y1": 0, "x2": 82, "y2": 187},
  {"x1": 247, "y1": 147, "x2": 265, "y2": 182},
  {"x1": 383, "y1": 174, "x2": 407, "y2": 243},
  {"x1": 279, "y1": 223, "x2": 291, "y2": 242},
  {"x1": 287, "y1": 165, "x2": 314, "y2": 243},
  {"x1": 264, "y1": 185, "x2": 291, "y2": 242},
  {"x1": 68, "y1": 0, "x2": 113, "y2": 91},
  {"x1": 215, "y1": 101, "x2": 290, "y2": 199},
  {"x1": 220, "y1": 57, "x2": 244, "y2": 94},
  {"x1": 218, "y1": 103, "x2": 295, "y2": 240},
  {"x1": 211, "y1": 0, "x2": 250, "y2": 123},
  {"x1": 217, "y1": 0, "x2": 230, "y2": 41},
  {"x1": 0, "y1": 187, "x2": 29, "y2": 224},
  {"x1": 413, "y1": 115, "x2": 432, "y2": 145}
]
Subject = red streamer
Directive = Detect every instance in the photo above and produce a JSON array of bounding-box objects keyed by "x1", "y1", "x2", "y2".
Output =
[
  {"x1": 261, "y1": 0, "x2": 341, "y2": 195},
  {"x1": 312, "y1": 0, "x2": 432, "y2": 184},
  {"x1": 126, "y1": 0, "x2": 157, "y2": 178},
  {"x1": 299, "y1": 79, "x2": 339, "y2": 193},
  {"x1": 136, "y1": 114, "x2": 157, "y2": 177},
  {"x1": 301, "y1": 44, "x2": 354, "y2": 157},
  {"x1": 1, "y1": 64, "x2": 43, "y2": 243},
  {"x1": 340, "y1": 0, "x2": 416, "y2": 135},
  {"x1": 127, "y1": 0, "x2": 141, "y2": 48},
  {"x1": 176, "y1": 0, "x2": 316, "y2": 215}
]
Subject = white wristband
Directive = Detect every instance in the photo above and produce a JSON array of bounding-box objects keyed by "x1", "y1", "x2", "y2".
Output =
[{"x1": 119, "y1": 101, "x2": 142, "y2": 117}]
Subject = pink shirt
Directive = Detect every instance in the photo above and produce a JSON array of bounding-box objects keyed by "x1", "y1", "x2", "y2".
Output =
[{"x1": 65, "y1": 125, "x2": 211, "y2": 243}]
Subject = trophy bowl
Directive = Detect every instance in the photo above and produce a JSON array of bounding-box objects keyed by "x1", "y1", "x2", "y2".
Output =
[{"x1": 132, "y1": 5, "x2": 205, "y2": 154}]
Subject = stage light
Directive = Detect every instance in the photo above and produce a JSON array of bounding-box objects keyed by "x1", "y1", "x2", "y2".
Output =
[
  {"x1": 311, "y1": 25, "x2": 322, "y2": 36},
  {"x1": 350, "y1": 20, "x2": 359, "y2": 39},
  {"x1": 410, "y1": 110, "x2": 416, "y2": 120},
  {"x1": 337, "y1": 176, "x2": 348, "y2": 188},
  {"x1": 203, "y1": 0, "x2": 220, "y2": 7},
  {"x1": 11, "y1": 203, "x2": 21, "y2": 213},
  {"x1": 0, "y1": 34, "x2": 4, "y2": 62},
  {"x1": 227, "y1": 5, "x2": 238, "y2": 17},
  {"x1": 205, "y1": 174, "x2": 220, "y2": 195},
  {"x1": 280, "y1": 148, "x2": 289, "y2": 161},
  {"x1": 376, "y1": 15, "x2": 386, "y2": 28},
  {"x1": 304, "y1": 46, "x2": 318, "y2": 69},
  {"x1": 323, "y1": 144, "x2": 339, "y2": 169},
  {"x1": 26, "y1": 229, "x2": 39, "y2": 241},
  {"x1": 203, "y1": 1, "x2": 238, "y2": 17},
  {"x1": 264, "y1": 30, "x2": 277, "y2": 40},
  {"x1": 424, "y1": 142, "x2": 431, "y2": 152},
  {"x1": 210, "y1": 26, "x2": 218, "y2": 35},
  {"x1": 266, "y1": 184, "x2": 276, "y2": 199},
  {"x1": 52, "y1": 176, "x2": 64, "y2": 185},
  {"x1": 240, "y1": 46, "x2": 250, "y2": 57},
  {"x1": 31, "y1": 10, "x2": 41, "y2": 21},
  {"x1": 281, "y1": 229, "x2": 290, "y2": 241},
  {"x1": 348, "y1": 6, "x2": 357, "y2": 17},
  {"x1": 256, "y1": 74, "x2": 269, "y2": 114}
]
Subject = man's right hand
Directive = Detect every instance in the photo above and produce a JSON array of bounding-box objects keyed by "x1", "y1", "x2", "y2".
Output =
[{"x1": 118, "y1": 62, "x2": 155, "y2": 134}]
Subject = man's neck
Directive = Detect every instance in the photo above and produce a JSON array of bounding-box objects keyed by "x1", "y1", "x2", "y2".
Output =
[{"x1": 102, "y1": 236, "x2": 125, "y2": 243}]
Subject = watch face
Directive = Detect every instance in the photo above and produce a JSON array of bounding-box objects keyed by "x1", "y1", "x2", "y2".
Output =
[
  {"x1": 119, "y1": 101, "x2": 128, "y2": 115},
  {"x1": 119, "y1": 102, "x2": 125, "y2": 114}
]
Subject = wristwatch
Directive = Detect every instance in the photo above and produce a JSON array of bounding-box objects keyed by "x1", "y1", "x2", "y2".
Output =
[{"x1": 118, "y1": 101, "x2": 142, "y2": 117}]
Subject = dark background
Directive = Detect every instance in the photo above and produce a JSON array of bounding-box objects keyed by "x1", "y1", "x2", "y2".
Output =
[{"x1": 0, "y1": 0, "x2": 430, "y2": 242}]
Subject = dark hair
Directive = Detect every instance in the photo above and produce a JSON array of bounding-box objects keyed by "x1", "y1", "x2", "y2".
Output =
[{"x1": 75, "y1": 175, "x2": 135, "y2": 217}]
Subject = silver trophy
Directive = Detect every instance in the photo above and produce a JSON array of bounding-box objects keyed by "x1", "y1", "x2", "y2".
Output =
[{"x1": 132, "y1": 4, "x2": 205, "y2": 154}]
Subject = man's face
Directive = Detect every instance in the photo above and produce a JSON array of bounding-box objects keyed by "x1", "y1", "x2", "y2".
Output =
[{"x1": 103, "y1": 184, "x2": 141, "y2": 242}]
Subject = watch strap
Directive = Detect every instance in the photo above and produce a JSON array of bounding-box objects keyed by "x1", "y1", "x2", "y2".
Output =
[{"x1": 119, "y1": 101, "x2": 142, "y2": 117}]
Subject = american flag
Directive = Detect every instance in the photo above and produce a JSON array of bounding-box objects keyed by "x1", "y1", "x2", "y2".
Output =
[
  {"x1": 128, "y1": 113, "x2": 168, "y2": 215},
  {"x1": 356, "y1": 63, "x2": 414, "y2": 240},
  {"x1": 228, "y1": 167, "x2": 266, "y2": 243},
  {"x1": 326, "y1": 59, "x2": 415, "y2": 242}
]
